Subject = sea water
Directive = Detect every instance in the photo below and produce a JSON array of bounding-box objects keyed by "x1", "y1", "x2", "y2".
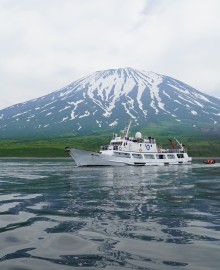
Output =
[{"x1": 0, "y1": 159, "x2": 220, "y2": 270}]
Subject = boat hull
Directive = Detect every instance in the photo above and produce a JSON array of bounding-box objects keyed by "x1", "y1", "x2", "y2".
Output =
[
  {"x1": 65, "y1": 148, "x2": 192, "y2": 167},
  {"x1": 65, "y1": 148, "x2": 125, "y2": 166}
]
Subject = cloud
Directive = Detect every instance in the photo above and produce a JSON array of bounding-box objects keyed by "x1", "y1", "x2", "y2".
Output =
[
  {"x1": 137, "y1": 0, "x2": 220, "y2": 96},
  {"x1": 0, "y1": 0, "x2": 220, "y2": 109}
]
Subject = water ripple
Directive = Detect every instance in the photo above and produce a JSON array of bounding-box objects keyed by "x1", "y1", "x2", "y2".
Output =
[{"x1": 0, "y1": 159, "x2": 220, "y2": 269}]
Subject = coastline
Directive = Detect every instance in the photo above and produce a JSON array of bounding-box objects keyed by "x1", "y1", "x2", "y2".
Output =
[
  {"x1": 0, "y1": 157, "x2": 72, "y2": 160},
  {"x1": 0, "y1": 157, "x2": 219, "y2": 160}
]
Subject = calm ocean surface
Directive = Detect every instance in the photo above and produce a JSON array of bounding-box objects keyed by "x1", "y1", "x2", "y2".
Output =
[{"x1": 0, "y1": 159, "x2": 220, "y2": 270}]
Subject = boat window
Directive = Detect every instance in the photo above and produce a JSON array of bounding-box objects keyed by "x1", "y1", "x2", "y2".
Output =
[
  {"x1": 177, "y1": 154, "x2": 184, "y2": 158},
  {"x1": 144, "y1": 154, "x2": 155, "y2": 159},
  {"x1": 167, "y1": 154, "x2": 175, "y2": 159},
  {"x1": 114, "y1": 152, "x2": 131, "y2": 158},
  {"x1": 111, "y1": 142, "x2": 122, "y2": 146},
  {"x1": 156, "y1": 154, "x2": 166, "y2": 159},
  {"x1": 101, "y1": 145, "x2": 108, "y2": 151},
  {"x1": 132, "y1": 154, "x2": 143, "y2": 159}
]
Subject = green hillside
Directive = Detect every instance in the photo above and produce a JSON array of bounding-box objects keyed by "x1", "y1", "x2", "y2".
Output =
[{"x1": 0, "y1": 126, "x2": 219, "y2": 157}]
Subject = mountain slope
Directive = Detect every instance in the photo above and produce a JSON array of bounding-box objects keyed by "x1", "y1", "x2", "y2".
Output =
[{"x1": 0, "y1": 67, "x2": 220, "y2": 138}]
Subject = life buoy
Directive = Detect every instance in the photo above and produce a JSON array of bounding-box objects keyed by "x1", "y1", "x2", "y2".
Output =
[
  {"x1": 146, "y1": 144, "x2": 150, "y2": 150},
  {"x1": 119, "y1": 147, "x2": 122, "y2": 151},
  {"x1": 139, "y1": 149, "x2": 142, "y2": 152}
]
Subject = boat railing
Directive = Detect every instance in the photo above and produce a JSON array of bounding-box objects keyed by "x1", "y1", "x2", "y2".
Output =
[{"x1": 159, "y1": 149, "x2": 186, "y2": 153}]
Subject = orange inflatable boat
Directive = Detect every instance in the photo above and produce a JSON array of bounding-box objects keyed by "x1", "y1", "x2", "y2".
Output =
[{"x1": 203, "y1": 159, "x2": 216, "y2": 164}]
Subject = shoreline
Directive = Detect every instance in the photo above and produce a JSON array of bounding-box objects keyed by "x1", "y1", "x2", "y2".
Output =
[
  {"x1": 0, "y1": 157, "x2": 72, "y2": 160},
  {"x1": 0, "y1": 157, "x2": 219, "y2": 160}
]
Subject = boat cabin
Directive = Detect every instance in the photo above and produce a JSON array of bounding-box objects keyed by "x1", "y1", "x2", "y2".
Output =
[{"x1": 101, "y1": 132, "x2": 158, "y2": 153}]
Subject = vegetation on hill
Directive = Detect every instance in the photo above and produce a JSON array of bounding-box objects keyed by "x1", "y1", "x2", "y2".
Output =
[{"x1": 0, "y1": 128, "x2": 219, "y2": 158}]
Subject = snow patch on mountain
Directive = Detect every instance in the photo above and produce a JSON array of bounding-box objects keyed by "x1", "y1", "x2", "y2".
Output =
[
  {"x1": 136, "y1": 83, "x2": 148, "y2": 117},
  {"x1": 79, "y1": 111, "x2": 90, "y2": 118},
  {"x1": 70, "y1": 111, "x2": 76, "y2": 120},
  {"x1": 109, "y1": 120, "x2": 118, "y2": 127},
  {"x1": 59, "y1": 117, "x2": 68, "y2": 123},
  {"x1": 59, "y1": 106, "x2": 71, "y2": 112},
  {"x1": 96, "y1": 120, "x2": 102, "y2": 127},
  {"x1": 12, "y1": 111, "x2": 29, "y2": 118},
  {"x1": 191, "y1": 110, "x2": 197, "y2": 115}
]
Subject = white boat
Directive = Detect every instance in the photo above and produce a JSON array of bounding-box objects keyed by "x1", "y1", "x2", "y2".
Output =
[{"x1": 65, "y1": 122, "x2": 192, "y2": 167}]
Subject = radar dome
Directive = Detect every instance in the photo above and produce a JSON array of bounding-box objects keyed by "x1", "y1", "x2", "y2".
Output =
[{"x1": 135, "y1": 132, "x2": 142, "y2": 139}]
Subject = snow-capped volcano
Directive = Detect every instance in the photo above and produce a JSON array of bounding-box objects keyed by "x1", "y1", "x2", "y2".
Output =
[{"x1": 0, "y1": 67, "x2": 220, "y2": 138}]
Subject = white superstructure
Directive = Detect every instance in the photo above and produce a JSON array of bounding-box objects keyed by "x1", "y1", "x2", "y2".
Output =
[{"x1": 65, "y1": 122, "x2": 192, "y2": 166}]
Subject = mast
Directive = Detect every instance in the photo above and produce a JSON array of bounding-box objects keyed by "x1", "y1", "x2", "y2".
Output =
[
  {"x1": 174, "y1": 137, "x2": 184, "y2": 151},
  {"x1": 125, "y1": 120, "x2": 132, "y2": 137},
  {"x1": 169, "y1": 138, "x2": 176, "y2": 149}
]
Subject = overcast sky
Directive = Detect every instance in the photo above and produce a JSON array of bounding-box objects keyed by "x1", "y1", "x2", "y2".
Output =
[{"x1": 0, "y1": 0, "x2": 220, "y2": 109}]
